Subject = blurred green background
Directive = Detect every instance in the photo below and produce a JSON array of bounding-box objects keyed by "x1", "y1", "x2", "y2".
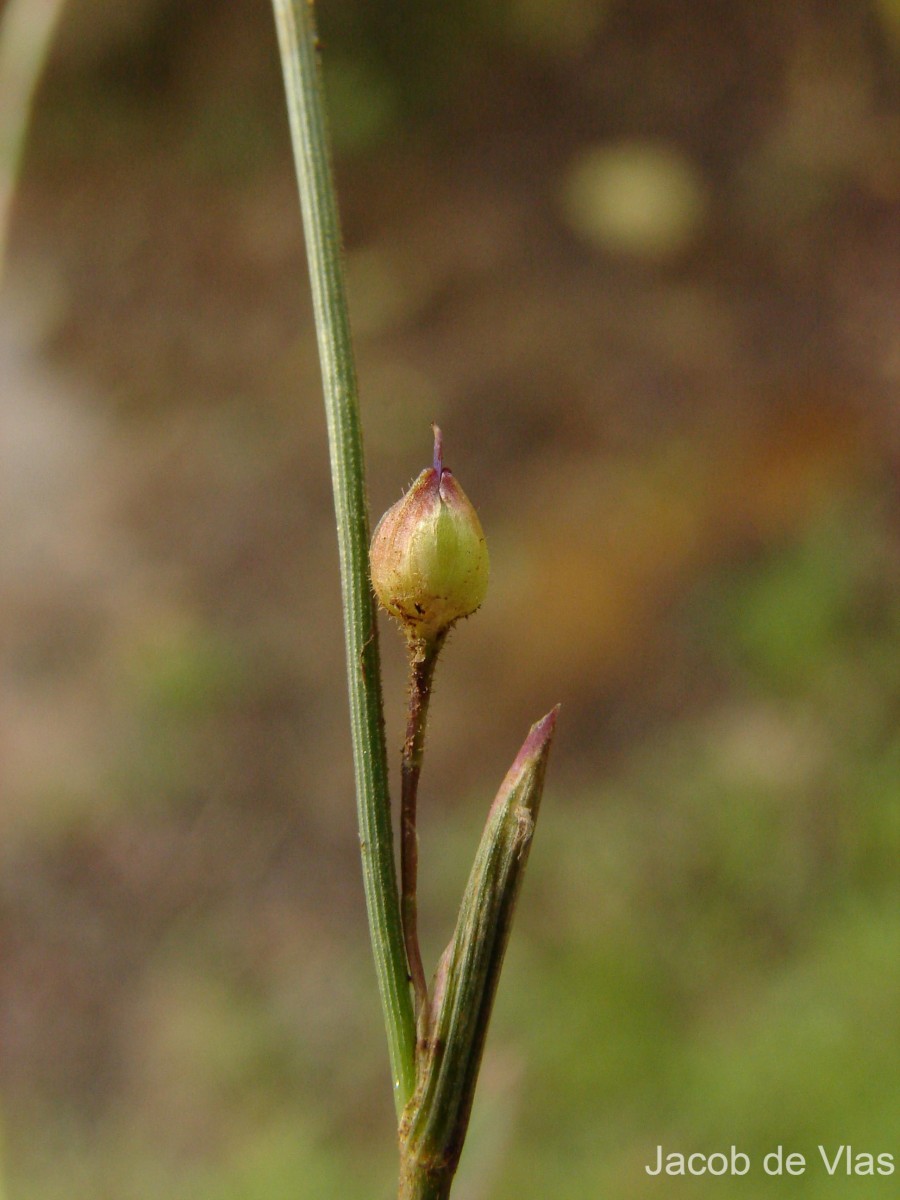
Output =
[{"x1": 2, "y1": 0, "x2": 899, "y2": 1196}]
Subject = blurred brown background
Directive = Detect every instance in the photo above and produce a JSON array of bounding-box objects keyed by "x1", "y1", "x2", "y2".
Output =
[{"x1": 2, "y1": 1, "x2": 899, "y2": 1196}]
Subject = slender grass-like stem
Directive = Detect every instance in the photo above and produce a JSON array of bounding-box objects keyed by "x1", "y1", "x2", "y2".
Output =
[
  {"x1": 398, "y1": 1164, "x2": 453, "y2": 1200},
  {"x1": 270, "y1": 0, "x2": 416, "y2": 1113},
  {"x1": 400, "y1": 636, "x2": 444, "y2": 1038}
]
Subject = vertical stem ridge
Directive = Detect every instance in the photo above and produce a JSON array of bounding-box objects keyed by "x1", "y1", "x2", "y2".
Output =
[{"x1": 271, "y1": 0, "x2": 416, "y2": 1113}]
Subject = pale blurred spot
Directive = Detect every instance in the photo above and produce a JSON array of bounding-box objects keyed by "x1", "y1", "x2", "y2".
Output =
[
  {"x1": 506, "y1": 0, "x2": 609, "y2": 55},
  {"x1": 1, "y1": 295, "x2": 119, "y2": 836},
  {"x1": 874, "y1": 0, "x2": 900, "y2": 52},
  {"x1": 346, "y1": 243, "x2": 422, "y2": 339},
  {"x1": 359, "y1": 357, "x2": 442, "y2": 462},
  {"x1": 559, "y1": 140, "x2": 708, "y2": 261},
  {"x1": 706, "y1": 704, "x2": 828, "y2": 791},
  {"x1": 323, "y1": 55, "x2": 399, "y2": 154},
  {"x1": 734, "y1": 22, "x2": 896, "y2": 228}
]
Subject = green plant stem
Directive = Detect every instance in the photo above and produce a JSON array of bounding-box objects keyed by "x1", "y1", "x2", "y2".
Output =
[
  {"x1": 397, "y1": 1161, "x2": 453, "y2": 1200},
  {"x1": 399, "y1": 708, "x2": 559, "y2": 1198},
  {"x1": 270, "y1": 0, "x2": 415, "y2": 1113},
  {"x1": 401, "y1": 635, "x2": 444, "y2": 1040}
]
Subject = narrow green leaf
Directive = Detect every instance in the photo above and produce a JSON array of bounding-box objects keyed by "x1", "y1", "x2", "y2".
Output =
[{"x1": 399, "y1": 707, "x2": 559, "y2": 1192}]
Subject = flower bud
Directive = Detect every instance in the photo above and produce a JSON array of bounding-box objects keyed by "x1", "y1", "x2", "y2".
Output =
[{"x1": 370, "y1": 428, "x2": 489, "y2": 644}]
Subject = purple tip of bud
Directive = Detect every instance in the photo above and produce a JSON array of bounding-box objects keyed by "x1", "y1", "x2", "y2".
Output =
[
  {"x1": 432, "y1": 423, "x2": 444, "y2": 477},
  {"x1": 515, "y1": 704, "x2": 560, "y2": 770},
  {"x1": 487, "y1": 704, "x2": 560, "y2": 824}
]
